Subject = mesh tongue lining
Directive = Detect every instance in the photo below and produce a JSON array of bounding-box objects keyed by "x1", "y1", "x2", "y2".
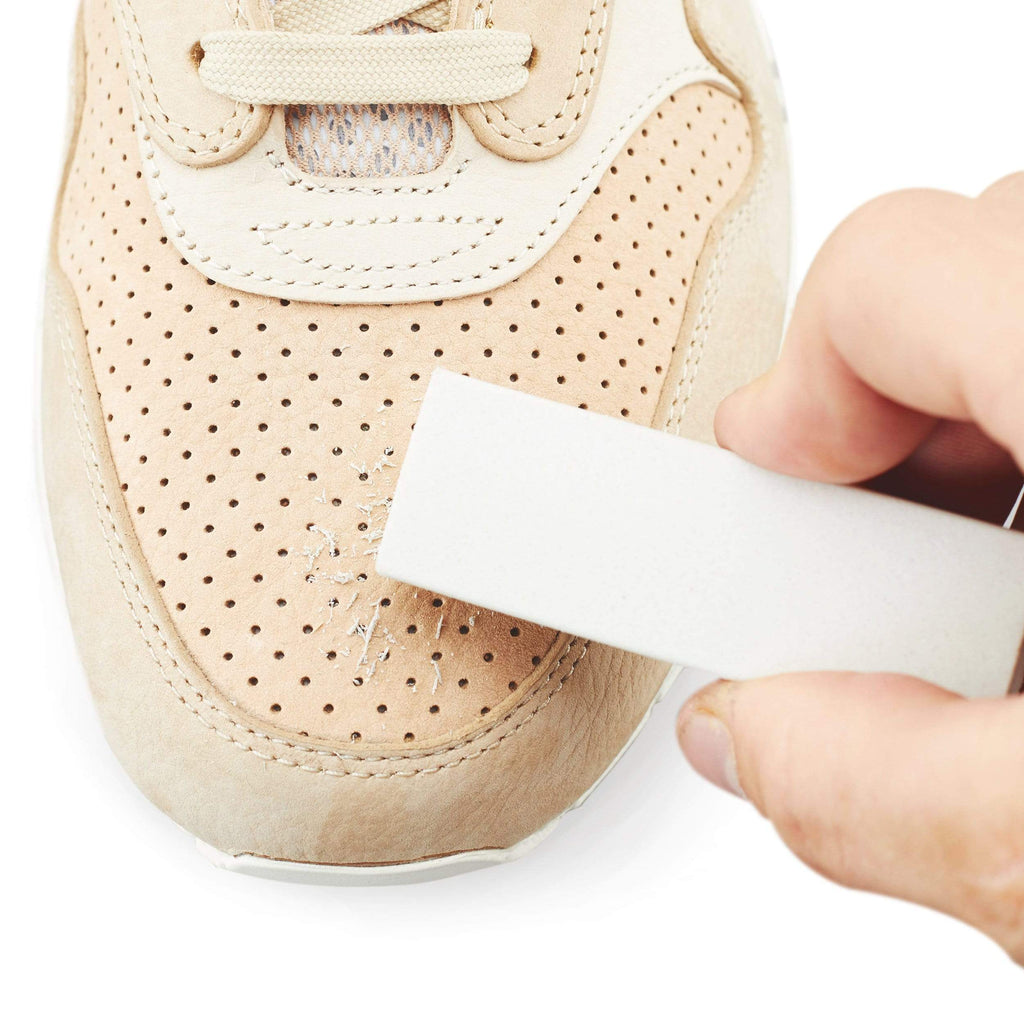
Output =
[{"x1": 280, "y1": 17, "x2": 454, "y2": 178}]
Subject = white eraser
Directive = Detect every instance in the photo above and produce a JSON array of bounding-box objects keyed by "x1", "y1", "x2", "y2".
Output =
[{"x1": 378, "y1": 371, "x2": 1024, "y2": 699}]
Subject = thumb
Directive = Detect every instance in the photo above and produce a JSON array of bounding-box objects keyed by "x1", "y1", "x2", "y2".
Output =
[{"x1": 677, "y1": 674, "x2": 1024, "y2": 962}]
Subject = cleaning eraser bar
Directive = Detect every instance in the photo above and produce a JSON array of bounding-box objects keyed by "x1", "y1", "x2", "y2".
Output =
[{"x1": 378, "y1": 371, "x2": 1024, "y2": 699}]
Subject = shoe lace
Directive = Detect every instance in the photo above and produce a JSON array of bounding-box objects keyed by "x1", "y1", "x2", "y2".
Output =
[{"x1": 198, "y1": 0, "x2": 533, "y2": 107}]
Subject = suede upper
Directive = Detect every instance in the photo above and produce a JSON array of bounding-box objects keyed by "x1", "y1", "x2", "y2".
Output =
[{"x1": 44, "y1": 0, "x2": 790, "y2": 866}]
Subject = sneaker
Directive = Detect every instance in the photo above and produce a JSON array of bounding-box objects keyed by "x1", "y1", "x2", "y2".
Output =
[{"x1": 43, "y1": 0, "x2": 789, "y2": 880}]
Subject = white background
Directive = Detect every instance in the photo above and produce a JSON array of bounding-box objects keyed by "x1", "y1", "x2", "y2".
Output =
[{"x1": 8, "y1": 0, "x2": 1024, "y2": 1018}]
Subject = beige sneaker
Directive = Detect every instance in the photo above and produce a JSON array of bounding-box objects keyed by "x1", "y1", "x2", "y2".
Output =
[{"x1": 43, "y1": 0, "x2": 789, "y2": 881}]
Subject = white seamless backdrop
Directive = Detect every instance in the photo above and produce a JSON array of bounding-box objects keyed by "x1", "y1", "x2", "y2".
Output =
[{"x1": 9, "y1": 1, "x2": 1024, "y2": 1019}]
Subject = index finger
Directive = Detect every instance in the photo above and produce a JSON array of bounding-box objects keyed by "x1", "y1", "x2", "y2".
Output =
[{"x1": 715, "y1": 175, "x2": 1024, "y2": 485}]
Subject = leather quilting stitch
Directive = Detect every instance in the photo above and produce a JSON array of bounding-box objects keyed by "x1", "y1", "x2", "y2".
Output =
[
  {"x1": 253, "y1": 214, "x2": 502, "y2": 274},
  {"x1": 139, "y1": 65, "x2": 722, "y2": 295},
  {"x1": 114, "y1": 0, "x2": 261, "y2": 160},
  {"x1": 474, "y1": 0, "x2": 608, "y2": 146},
  {"x1": 667, "y1": 2, "x2": 776, "y2": 434},
  {"x1": 667, "y1": 168, "x2": 767, "y2": 432}
]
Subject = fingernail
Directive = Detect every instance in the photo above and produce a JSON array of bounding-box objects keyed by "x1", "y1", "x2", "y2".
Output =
[{"x1": 678, "y1": 706, "x2": 746, "y2": 800}]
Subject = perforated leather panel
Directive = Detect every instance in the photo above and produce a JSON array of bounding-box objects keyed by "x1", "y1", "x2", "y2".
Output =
[{"x1": 59, "y1": 0, "x2": 752, "y2": 747}]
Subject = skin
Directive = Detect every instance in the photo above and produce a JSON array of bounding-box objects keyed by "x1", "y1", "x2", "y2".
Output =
[{"x1": 676, "y1": 173, "x2": 1024, "y2": 963}]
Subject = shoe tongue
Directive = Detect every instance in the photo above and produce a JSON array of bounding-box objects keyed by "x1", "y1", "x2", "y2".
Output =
[{"x1": 282, "y1": 17, "x2": 454, "y2": 178}]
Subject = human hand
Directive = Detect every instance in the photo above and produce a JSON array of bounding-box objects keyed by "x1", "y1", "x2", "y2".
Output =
[{"x1": 677, "y1": 174, "x2": 1024, "y2": 962}]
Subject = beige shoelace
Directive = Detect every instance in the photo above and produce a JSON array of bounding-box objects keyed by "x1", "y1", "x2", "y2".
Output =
[{"x1": 199, "y1": 0, "x2": 533, "y2": 106}]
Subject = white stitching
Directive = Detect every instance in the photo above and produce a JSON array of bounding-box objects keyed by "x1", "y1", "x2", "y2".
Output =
[
  {"x1": 143, "y1": 66, "x2": 713, "y2": 294},
  {"x1": 475, "y1": 0, "x2": 609, "y2": 149},
  {"x1": 666, "y1": 176, "x2": 766, "y2": 431},
  {"x1": 114, "y1": 0, "x2": 261, "y2": 159},
  {"x1": 666, "y1": 22, "x2": 774, "y2": 432},
  {"x1": 253, "y1": 213, "x2": 501, "y2": 273}
]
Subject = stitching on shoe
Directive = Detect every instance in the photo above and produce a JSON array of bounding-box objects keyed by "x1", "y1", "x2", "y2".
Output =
[
  {"x1": 666, "y1": 19, "x2": 772, "y2": 432},
  {"x1": 666, "y1": 183, "x2": 763, "y2": 430},
  {"x1": 142, "y1": 67, "x2": 712, "y2": 293},
  {"x1": 473, "y1": 0, "x2": 608, "y2": 148},
  {"x1": 54, "y1": 287, "x2": 588, "y2": 776},
  {"x1": 252, "y1": 214, "x2": 501, "y2": 273},
  {"x1": 115, "y1": 0, "x2": 260, "y2": 159}
]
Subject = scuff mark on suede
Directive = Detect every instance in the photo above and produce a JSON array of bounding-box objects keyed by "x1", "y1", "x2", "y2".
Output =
[{"x1": 54, "y1": 277, "x2": 590, "y2": 777}]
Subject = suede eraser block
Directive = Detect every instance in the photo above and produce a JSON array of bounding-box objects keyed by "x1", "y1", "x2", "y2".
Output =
[{"x1": 379, "y1": 370, "x2": 1024, "y2": 699}]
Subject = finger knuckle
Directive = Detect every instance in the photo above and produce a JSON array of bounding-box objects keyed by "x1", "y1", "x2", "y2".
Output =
[{"x1": 977, "y1": 171, "x2": 1024, "y2": 204}]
